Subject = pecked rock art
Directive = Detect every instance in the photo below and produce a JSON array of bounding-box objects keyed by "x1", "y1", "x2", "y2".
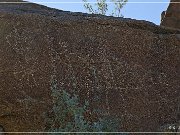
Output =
[{"x1": 0, "y1": 1, "x2": 180, "y2": 132}]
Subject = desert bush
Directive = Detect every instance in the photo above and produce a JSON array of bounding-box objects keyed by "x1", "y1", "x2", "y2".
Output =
[
  {"x1": 44, "y1": 76, "x2": 121, "y2": 134},
  {"x1": 83, "y1": 0, "x2": 128, "y2": 17}
]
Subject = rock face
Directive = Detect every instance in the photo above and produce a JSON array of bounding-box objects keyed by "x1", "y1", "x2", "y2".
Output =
[
  {"x1": 0, "y1": 2, "x2": 180, "y2": 132},
  {"x1": 161, "y1": 0, "x2": 180, "y2": 29}
]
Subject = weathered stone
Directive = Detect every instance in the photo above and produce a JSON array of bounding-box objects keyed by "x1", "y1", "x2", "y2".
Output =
[
  {"x1": 0, "y1": 125, "x2": 5, "y2": 135},
  {"x1": 161, "y1": 0, "x2": 180, "y2": 29},
  {"x1": 0, "y1": 2, "x2": 180, "y2": 132}
]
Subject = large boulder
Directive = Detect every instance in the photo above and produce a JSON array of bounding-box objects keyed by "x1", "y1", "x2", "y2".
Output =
[
  {"x1": 161, "y1": 0, "x2": 180, "y2": 29},
  {"x1": 0, "y1": 2, "x2": 180, "y2": 132}
]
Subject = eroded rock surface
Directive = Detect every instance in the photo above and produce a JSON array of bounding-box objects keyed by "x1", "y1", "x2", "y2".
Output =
[
  {"x1": 161, "y1": 0, "x2": 180, "y2": 29},
  {"x1": 0, "y1": 2, "x2": 180, "y2": 132}
]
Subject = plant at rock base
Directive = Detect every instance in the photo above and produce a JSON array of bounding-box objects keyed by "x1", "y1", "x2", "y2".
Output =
[{"x1": 44, "y1": 75, "x2": 121, "y2": 133}]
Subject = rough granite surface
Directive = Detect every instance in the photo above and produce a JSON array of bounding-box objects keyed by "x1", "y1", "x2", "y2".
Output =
[
  {"x1": 0, "y1": 1, "x2": 180, "y2": 132},
  {"x1": 161, "y1": 0, "x2": 180, "y2": 30}
]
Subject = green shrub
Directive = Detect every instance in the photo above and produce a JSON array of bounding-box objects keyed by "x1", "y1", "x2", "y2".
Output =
[{"x1": 44, "y1": 75, "x2": 121, "y2": 134}]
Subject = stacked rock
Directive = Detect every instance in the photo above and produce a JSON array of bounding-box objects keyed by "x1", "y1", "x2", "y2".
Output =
[{"x1": 161, "y1": 0, "x2": 180, "y2": 29}]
